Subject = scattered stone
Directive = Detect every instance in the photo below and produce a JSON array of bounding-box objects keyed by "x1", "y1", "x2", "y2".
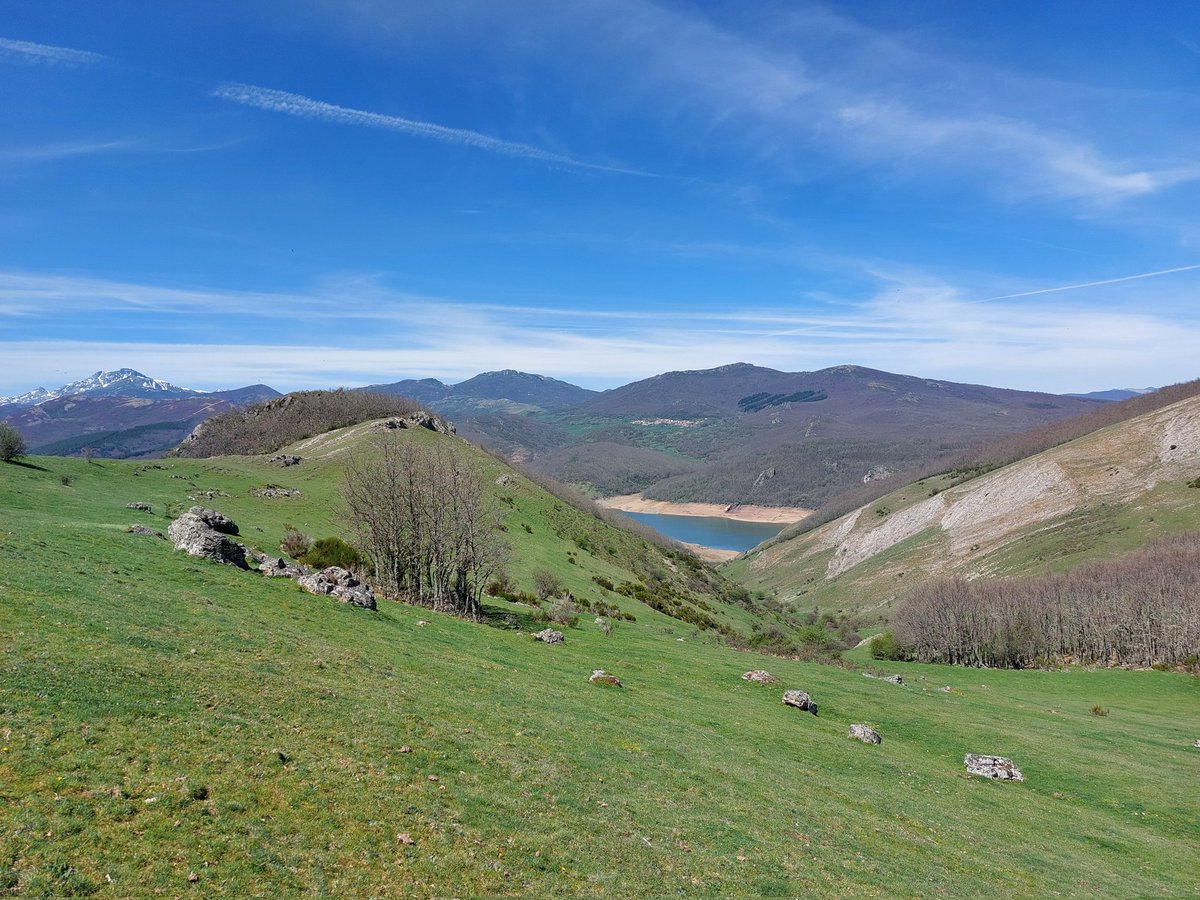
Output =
[
  {"x1": 252, "y1": 485, "x2": 302, "y2": 499},
  {"x1": 398, "y1": 746, "x2": 412, "y2": 753},
  {"x1": 126, "y1": 524, "x2": 165, "y2": 539},
  {"x1": 397, "y1": 832, "x2": 415, "y2": 845},
  {"x1": 590, "y1": 669, "x2": 622, "y2": 687},
  {"x1": 427, "y1": 774, "x2": 439, "y2": 782},
  {"x1": 258, "y1": 555, "x2": 310, "y2": 578},
  {"x1": 1193, "y1": 739, "x2": 1200, "y2": 748},
  {"x1": 269, "y1": 454, "x2": 302, "y2": 467},
  {"x1": 495, "y1": 474, "x2": 515, "y2": 487},
  {"x1": 939, "y1": 686, "x2": 952, "y2": 693},
  {"x1": 742, "y1": 670, "x2": 779, "y2": 684},
  {"x1": 848, "y1": 724, "x2": 882, "y2": 744},
  {"x1": 167, "y1": 508, "x2": 248, "y2": 569},
  {"x1": 533, "y1": 628, "x2": 564, "y2": 644},
  {"x1": 863, "y1": 672, "x2": 904, "y2": 685},
  {"x1": 782, "y1": 690, "x2": 818, "y2": 715},
  {"x1": 297, "y1": 566, "x2": 376, "y2": 610},
  {"x1": 188, "y1": 490, "x2": 231, "y2": 501},
  {"x1": 416, "y1": 620, "x2": 431, "y2": 627},
  {"x1": 125, "y1": 502, "x2": 152, "y2": 511},
  {"x1": 964, "y1": 753, "x2": 1024, "y2": 781}
]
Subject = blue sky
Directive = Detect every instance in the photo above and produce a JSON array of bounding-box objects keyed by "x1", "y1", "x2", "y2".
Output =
[{"x1": 2, "y1": 0, "x2": 1199, "y2": 395}]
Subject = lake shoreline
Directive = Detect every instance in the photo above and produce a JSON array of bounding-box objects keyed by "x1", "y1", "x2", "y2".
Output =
[{"x1": 598, "y1": 493, "x2": 812, "y2": 525}]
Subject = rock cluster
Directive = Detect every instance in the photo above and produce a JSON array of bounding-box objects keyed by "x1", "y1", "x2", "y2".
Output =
[
  {"x1": 126, "y1": 502, "x2": 152, "y2": 511},
  {"x1": 533, "y1": 629, "x2": 564, "y2": 644},
  {"x1": 742, "y1": 670, "x2": 779, "y2": 684},
  {"x1": 269, "y1": 454, "x2": 302, "y2": 467},
  {"x1": 371, "y1": 412, "x2": 455, "y2": 435},
  {"x1": 252, "y1": 486, "x2": 302, "y2": 499},
  {"x1": 167, "y1": 506, "x2": 248, "y2": 569},
  {"x1": 589, "y1": 669, "x2": 622, "y2": 687},
  {"x1": 964, "y1": 753, "x2": 1024, "y2": 781},
  {"x1": 863, "y1": 671, "x2": 903, "y2": 685},
  {"x1": 126, "y1": 524, "x2": 164, "y2": 539},
  {"x1": 782, "y1": 690, "x2": 818, "y2": 715},
  {"x1": 849, "y1": 724, "x2": 882, "y2": 744},
  {"x1": 297, "y1": 567, "x2": 376, "y2": 609},
  {"x1": 257, "y1": 555, "x2": 309, "y2": 579}
]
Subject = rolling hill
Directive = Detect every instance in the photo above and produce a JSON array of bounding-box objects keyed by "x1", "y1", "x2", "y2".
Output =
[
  {"x1": 477, "y1": 363, "x2": 1104, "y2": 509},
  {"x1": 725, "y1": 390, "x2": 1200, "y2": 619},
  {"x1": 366, "y1": 369, "x2": 597, "y2": 418},
  {"x1": 1, "y1": 417, "x2": 1197, "y2": 896}
]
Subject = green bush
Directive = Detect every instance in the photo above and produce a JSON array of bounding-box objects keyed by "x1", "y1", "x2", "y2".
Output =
[
  {"x1": 869, "y1": 631, "x2": 908, "y2": 661},
  {"x1": 301, "y1": 536, "x2": 368, "y2": 573}
]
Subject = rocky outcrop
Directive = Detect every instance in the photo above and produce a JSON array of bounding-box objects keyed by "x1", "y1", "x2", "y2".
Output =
[
  {"x1": 269, "y1": 454, "x2": 302, "y2": 467},
  {"x1": 742, "y1": 670, "x2": 779, "y2": 684},
  {"x1": 372, "y1": 412, "x2": 456, "y2": 436},
  {"x1": 782, "y1": 690, "x2": 818, "y2": 715},
  {"x1": 533, "y1": 629, "x2": 564, "y2": 644},
  {"x1": 126, "y1": 502, "x2": 152, "y2": 511},
  {"x1": 297, "y1": 566, "x2": 376, "y2": 610},
  {"x1": 964, "y1": 753, "x2": 1024, "y2": 781},
  {"x1": 167, "y1": 508, "x2": 248, "y2": 569},
  {"x1": 589, "y1": 669, "x2": 622, "y2": 687},
  {"x1": 258, "y1": 555, "x2": 310, "y2": 579},
  {"x1": 252, "y1": 486, "x2": 302, "y2": 499},
  {"x1": 849, "y1": 724, "x2": 882, "y2": 744}
]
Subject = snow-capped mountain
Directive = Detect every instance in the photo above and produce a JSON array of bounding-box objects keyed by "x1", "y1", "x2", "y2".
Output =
[{"x1": 0, "y1": 368, "x2": 205, "y2": 407}]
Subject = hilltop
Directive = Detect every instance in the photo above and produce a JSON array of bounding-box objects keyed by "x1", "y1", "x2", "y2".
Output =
[
  {"x1": 726, "y1": 390, "x2": 1200, "y2": 618},
  {"x1": 367, "y1": 369, "x2": 597, "y2": 417},
  {"x1": 1, "y1": 420, "x2": 1197, "y2": 895}
]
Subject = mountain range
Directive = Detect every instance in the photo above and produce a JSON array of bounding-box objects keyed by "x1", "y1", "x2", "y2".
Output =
[{"x1": 0, "y1": 368, "x2": 203, "y2": 407}]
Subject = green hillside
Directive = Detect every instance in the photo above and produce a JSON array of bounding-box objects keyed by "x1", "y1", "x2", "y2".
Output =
[{"x1": 2, "y1": 432, "x2": 1199, "y2": 897}]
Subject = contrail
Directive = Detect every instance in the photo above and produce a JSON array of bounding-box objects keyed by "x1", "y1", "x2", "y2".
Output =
[
  {"x1": 0, "y1": 36, "x2": 105, "y2": 65},
  {"x1": 214, "y1": 82, "x2": 647, "y2": 176},
  {"x1": 975, "y1": 264, "x2": 1200, "y2": 303}
]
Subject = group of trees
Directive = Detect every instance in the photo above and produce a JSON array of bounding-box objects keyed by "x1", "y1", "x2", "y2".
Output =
[
  {"x1": 889, "y1": 532, "x2": 1200, "y2": 668},
  {"x1": 342, "y1": 437, "x2": 507, "y2": 620}
]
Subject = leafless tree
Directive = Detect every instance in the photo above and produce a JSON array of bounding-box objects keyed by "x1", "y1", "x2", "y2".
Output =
[{"x1": 342, "y1": 437, "x2": 508, "y2": 620}]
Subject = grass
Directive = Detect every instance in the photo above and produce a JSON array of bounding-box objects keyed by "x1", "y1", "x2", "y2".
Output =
[{"x1": 1, "y1": 447, "x2": 1199, "y2": 897}]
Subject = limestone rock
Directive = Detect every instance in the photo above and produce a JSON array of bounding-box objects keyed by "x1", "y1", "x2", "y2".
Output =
[
  {"x1": 849, "y1": 724, "x2": 882, "y2": 744},
  {"x1": 589, "y1": 669, "x2": 622, "y2": 687},
  {"x1": 742, "y1": 670, "x2": 779, "y2": 684},
  {"x1": 782, "y1": 690, "x2": 818, "y2": 715},
  {"x1": 126, "y1": 502, "x2": 152, "y2": 511},
  {"x1": 167, "y1": 510, "x2": 248, "y2": 569},
  {"x1": 252, "y1": 485, "x2": 302, "y2": 499},
  {"x1": 186, "y1": 506, "x2": 239, "y2": 535},
  {"x1": 495, "y1": 474, "x2": 515, "y2": 487},
  {"x1": 258, "y1": 555, "x2": 310, "y2": 579},
  {"x1": 533, "y1": 629, "x2": 564, "y2": 644},
  {"x1": 126, "y1": 524, "x2": 164, "y2": 539},
  {"x1": 297, "y1": 566, "x2": 376, "y2": 610},
  {"x1": 964, "y1": 753, "x2": 1024, "y2": 781},
  {"x1": 863, "y1": 671, "x2": 903, "y2": 685}
]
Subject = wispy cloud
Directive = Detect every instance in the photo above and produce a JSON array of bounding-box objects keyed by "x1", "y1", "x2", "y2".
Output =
[
  {"x1": 0, "y1": 36, "x2": 105, "y2": 66},
  {"x1": 213, "y1": 82, "x2": 646, "y2": 175},
  {"x1": 0, "y1": 140, "x2": 134, "y2": 167},
  {"x1": 973, "y1": 264, "x2": 1200, "y2": 303},
  {"x1": 3, "y1": 267, "x2": 1198, "y2": 395}
]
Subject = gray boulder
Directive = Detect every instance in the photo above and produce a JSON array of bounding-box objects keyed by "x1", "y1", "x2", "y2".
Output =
[
  {"x1": 186, "y1": 506, "x2": 239, "y2": 535},
  {"x1": 297, "y1": 566, "x2": 376, "y2": 610},
  {"x1": 533, "y1": 629, "x2": 565, "y2": 644},
  {"x1": 782, "y1": 690, "x2": 818, "y2": 715},
  {"x1": 269, "y1": 454, "x2": 302, "y2": 467},
  {"x1": 964, "y1": 753, "x2": 1024, "y2": 781},
  {"x1": 849, "y1": 724, "x2": 882, "y2": 744},
  {"x1": 126, "y1": 502, "x2": 152, "y2": 511},
  {"x1": 168, "y1": 510, "x2": 248, "y2": 569},
  {"x1": 258, "y1": 555, "x2": 310, "y2": 579}
]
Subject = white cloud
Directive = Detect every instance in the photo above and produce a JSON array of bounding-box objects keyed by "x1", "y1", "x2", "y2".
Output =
[
  {"x1": 0, "y1": 36, "x2": 105, "y2": 66},
  {"x1": 213, "y1": 82, "x2": 646, "y2": 175}
]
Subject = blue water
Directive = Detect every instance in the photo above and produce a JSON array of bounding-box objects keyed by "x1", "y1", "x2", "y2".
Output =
[{"x1": 617, "y1": 511, "x2": 784, "y2": 553}]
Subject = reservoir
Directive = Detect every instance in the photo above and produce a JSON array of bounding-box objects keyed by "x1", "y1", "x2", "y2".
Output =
[{"x1": 617, "y1": 511, "x2": 785, "y2": 554}]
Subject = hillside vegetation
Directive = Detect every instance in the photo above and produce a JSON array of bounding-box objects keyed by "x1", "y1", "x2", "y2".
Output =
[
  {"x1": 728, "y1": 392, "x2": 1200, "y2": 622},
  {"x1": 2, "y1": 440, "x2": 1198, "y2": 896}
]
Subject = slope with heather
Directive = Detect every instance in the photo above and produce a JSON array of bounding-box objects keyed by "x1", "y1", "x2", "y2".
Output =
[{"x1": 727, "y1": 392, "x2": 1200, "y2": 618}]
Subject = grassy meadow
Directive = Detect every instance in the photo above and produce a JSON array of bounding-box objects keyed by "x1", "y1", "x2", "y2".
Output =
[{"x1": 1, "y1": 442, "x2": 1198, "y2": 897}]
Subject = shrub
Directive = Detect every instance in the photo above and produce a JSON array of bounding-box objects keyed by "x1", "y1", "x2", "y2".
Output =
[
  {"x1": 59, "y1": 474, "x2": 72, "y2": 486},
  {"x1": 591, "y1": 574, "x2": 614, "y2": 591},
  {"x1": 546, "y1": 596, "x2": 580, "y2": 628},
  {"x1": 280, "y1": 530, "x2": 313, "y2": 559},
  {"x1": 869, "y1": 631, "x2": 908, "y2": 661},
  {"x1": 0, "y1": 423, "x2": 26, "y2": 462},
  {"x1": 1090, "y1": 704, "x2": 1109, "y2": 717},
  {"x1": 533, "y1": 569, "x2": 564, "y2": 601},
  {"x1": 302, "y1": 536, "x2": 368, "y2": 573}
]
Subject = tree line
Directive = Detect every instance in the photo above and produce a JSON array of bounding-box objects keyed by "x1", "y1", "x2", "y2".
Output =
[{"x1": 887, "y1": 532, "x2": 1200, "y2": 668}]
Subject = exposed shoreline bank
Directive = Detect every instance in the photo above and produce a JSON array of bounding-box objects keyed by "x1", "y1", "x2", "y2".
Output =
[{"x1": 598, "y1": 494, "x2": 812, "y2": 525}]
